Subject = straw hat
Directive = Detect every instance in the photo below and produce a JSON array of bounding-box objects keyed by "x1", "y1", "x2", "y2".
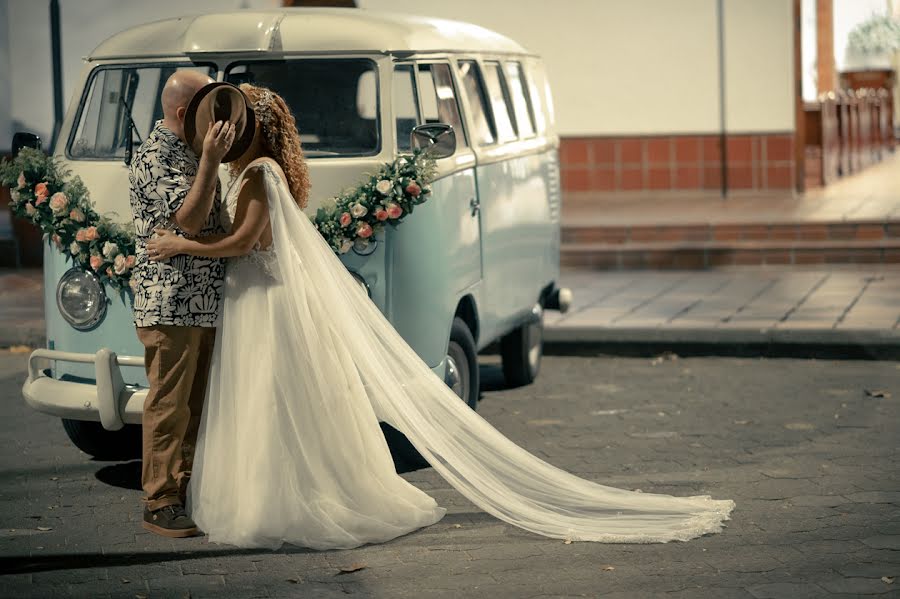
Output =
[{"x1": 184, "y1": 82, "x2": 256, "y2": 163}]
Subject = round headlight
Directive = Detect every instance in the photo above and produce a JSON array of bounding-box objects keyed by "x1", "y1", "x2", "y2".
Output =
[
  {"x1": 349, "y1": 271, "x2": 371, "y2": 298},
  {"x1": 56, "y1": 269, "x2": 107, "y2": 330}
]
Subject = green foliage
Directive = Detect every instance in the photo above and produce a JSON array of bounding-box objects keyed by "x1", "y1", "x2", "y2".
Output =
[{"x1": 848, "y1": 15, "x2": 900, "y2": 55}]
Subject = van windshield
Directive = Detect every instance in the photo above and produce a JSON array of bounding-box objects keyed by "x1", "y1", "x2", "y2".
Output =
[
  {"x1": 225, "y1": 59, "x2": 379, "y2": 157},
  {"x1": 68, "y1": 64, "x2": 214, "y2": 160}
]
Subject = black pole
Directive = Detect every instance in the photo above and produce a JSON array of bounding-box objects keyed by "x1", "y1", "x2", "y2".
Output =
[
  {"x1": 717, "y1": 0, "x2": 727, "y2": 199},
  {"x1": 50, "y1": 0, "x2": 64, "y2": 149}
]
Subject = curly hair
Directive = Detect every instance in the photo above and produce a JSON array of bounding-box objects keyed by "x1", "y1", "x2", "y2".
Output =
[{"x1": 233, "y1": 83, "x2": 311, "y2": 209}]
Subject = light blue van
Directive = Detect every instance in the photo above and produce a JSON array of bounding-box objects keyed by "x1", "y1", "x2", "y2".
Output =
[{"x1": 19, "y1": 9, "x2": 571, "y2": 466}]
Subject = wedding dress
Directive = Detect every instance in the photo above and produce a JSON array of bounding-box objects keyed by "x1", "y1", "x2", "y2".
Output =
[{"x1": 187, "y1": 158, "x2": 734, "y2": 550}]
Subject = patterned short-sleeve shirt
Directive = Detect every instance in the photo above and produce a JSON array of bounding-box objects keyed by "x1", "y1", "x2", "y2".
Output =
[{"x1": 128, "y1": 121, "x2": 224, "y2": 328}]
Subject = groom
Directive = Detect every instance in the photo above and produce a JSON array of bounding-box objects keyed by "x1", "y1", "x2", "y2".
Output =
[{"x1": 128, "y1": 70, "x2": 235, "y2": 538}]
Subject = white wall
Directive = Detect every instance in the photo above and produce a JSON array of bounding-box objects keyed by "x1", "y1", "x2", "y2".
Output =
[
  {"x1": 801, "y1": 0, "x2": 818, "y2": 101},
  {"x1": 723, "y1": 0, "x2": 795, "y2": 131},
  {"x1": 364, "y1": 0, "x2": 794, "y2": 135}
]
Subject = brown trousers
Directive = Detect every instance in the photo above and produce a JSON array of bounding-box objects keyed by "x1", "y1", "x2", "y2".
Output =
[{"x1": 136, "y1": 325, "x2": 216, "y2": 511}]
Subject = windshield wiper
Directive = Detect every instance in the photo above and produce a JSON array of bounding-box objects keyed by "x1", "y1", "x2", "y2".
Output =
[{"x1": 119, "y1": 95, "x2": 143, "y2": 166}]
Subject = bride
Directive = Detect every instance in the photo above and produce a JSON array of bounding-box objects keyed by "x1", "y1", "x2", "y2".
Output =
[{"x1": 146, "y1": 84, "x2": 734, "y2": 550}]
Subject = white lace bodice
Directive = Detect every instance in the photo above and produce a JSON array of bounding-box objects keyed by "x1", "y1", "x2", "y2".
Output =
[{"x1": 221, "y1": 161, "x2": 278, "y2": 274}]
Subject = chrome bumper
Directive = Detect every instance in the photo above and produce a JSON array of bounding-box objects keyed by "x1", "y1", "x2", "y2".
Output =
[{"x1": 22, "y1": 349, "x2": 147, "y2": 431}]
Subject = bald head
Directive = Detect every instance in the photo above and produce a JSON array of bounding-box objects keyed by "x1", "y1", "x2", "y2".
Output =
[{"x1": 161, "y1": 70, "x2": 214, "y2": 141}]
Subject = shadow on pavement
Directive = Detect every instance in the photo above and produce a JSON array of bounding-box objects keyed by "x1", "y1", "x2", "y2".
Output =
[
  {"x1": 94, "y1": 459, "x2": 141, "y2": 490},
  {"x1": 0, "y1": 545, "x2": 316, "y2": 575}
]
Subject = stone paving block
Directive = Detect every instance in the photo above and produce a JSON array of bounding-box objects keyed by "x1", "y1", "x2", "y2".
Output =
[{"x1": 746, "y1": 582, "x2": 829, "y2": 599}]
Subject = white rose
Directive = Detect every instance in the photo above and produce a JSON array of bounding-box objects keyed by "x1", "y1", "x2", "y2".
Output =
[
  {"x1": 69, "y1": 241, "x2": 80, "y2": 256},
  {"x1": 113, "y1": 254, "x2": 128, "y2": 275},
  {"x1": 339, "y1": 238, "x2": 353, "y2": 254},
  {"x1": 375, "y1": 179, "x2": 392, "y2": 195},
  {"x1": 350, "y1": 203, "x2": 368, "y2": 218},
  {"x1": 102, "y1": 241, "x2": 119, "y2": 259}
]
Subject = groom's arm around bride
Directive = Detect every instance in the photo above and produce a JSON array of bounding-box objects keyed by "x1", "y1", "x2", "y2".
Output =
[{"x1": 126, "y1": 70, "x2": 235, "y2": 539}]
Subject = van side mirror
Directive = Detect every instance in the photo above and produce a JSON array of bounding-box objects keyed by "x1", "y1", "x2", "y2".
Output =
[
  {"x1": 12, "y1": 132, "x2": 42, "y2": 156},
  {"x1": 410, "y1": 123, "x2": 456, "y2": 159}
]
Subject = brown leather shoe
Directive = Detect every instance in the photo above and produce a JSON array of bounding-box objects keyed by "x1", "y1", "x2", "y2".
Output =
[{"x1": 142, "y1": 504, "x2": 200, "y2": 538}]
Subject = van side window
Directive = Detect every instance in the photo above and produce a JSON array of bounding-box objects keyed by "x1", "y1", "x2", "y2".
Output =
[
  {"x1": 458, "y1": 60, "x2": 495, "y2": 146},
  {"x1": 525, "y1": 63, "x2": 548, "y2": 135},
  {"x1": 504, "y1": 62, "x2": 536, "y2": 139},
  {"x1": 482, "y1": 62, "x2": 517, "y2": 143},
  {"x1": 393, "y1": 64, "x2": 419, "y2": 151},
  {"x1": 417, "y1": 63, "x2": 467, "y2": 148}
]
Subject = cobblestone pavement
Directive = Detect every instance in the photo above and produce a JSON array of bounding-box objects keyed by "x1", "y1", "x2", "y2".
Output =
[{"x1": 0, "y1": 350, "x2": 898, "y2": 598}]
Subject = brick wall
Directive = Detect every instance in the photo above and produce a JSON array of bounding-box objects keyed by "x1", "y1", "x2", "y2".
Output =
[{"x1": 559, "y1": 133, "x2": 796, "y2": 193}]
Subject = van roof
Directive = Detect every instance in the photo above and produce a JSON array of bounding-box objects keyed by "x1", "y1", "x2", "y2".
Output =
[{"x1": 88, "y1": 8, "x2": 531, "y2": 61}]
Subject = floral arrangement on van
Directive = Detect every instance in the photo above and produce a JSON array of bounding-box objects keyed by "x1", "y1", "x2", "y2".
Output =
[
  {"x1": 0, "y1": 147, "x2": 137, "y2": 293},
  {"x1": 312, "y1": 148, "x2": 436, "y2": 254},
  {"x1": 0, "y1": 147, "x2": 437, "y2": 291}
]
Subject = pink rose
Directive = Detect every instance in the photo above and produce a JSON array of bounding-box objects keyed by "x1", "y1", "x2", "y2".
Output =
[
  {"x1": 34, "y1": 182, "x2": 49, "y2": 203},
  {"x1": 125, "y1": 255, "x2": 135, "y2": 268},
  {"x1": 356, "y1": 222, "x2": 373, "y2": 239},
  {"x1": 49, "y1": 192, "x2": 68, "y2": 214},
  {"x1": 375, "y1": 208, "x2": 389, "y2": 221},
  {"x1": 51, "y1": 234, "x2": 62, "y2": 248},
  {"x1": 75, "y1": 228, "x2": 89, "y2": 242},
  {"x1": 385, "y1": 202, "x2": 403, "y2": 219},
  {"x1": 84, "y1": 226, "x2": 99, "y2": 241},
  {"x1": 69, "y1": 208, "x2": 85, "y2": 222},
  {"x1": 16, "y1": 172, "x2": 26, "y2": 190},
  {"x1": 90, "y1": 255, "x2": 103, "y2": 271},
  {"x1": 25, "y1": 203, "x2": 36, "y2": 217},
  {"x1": 339, "y1": 212, "x2": 352, "y2": 227},
  {"x1": 405, "y1": 181, "x2": 422, "y2": 197},
  {"x1": 113, "y1": 254, "x2": 128, "y2": 275},
  {"x1": 106, "y1": 267, "x2": 114, "y2": 278}
]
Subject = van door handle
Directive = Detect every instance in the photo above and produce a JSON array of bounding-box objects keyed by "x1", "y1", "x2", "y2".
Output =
[{"x1": 469, "y1": 197, "x2": 480, "y2": 216}]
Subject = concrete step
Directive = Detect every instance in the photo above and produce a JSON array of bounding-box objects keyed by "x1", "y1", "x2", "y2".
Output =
[
  {"x1": 561, "y1": 239, "x2": 900, "y2": 269},
  {"x1": 561, "y1": 219, "x2": 900, "y2": 269}
]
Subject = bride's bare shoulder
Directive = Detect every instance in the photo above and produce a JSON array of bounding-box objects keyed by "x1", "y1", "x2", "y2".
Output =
[{"x1": 248, "y1": 156, "x2": 285, "y2": 175}]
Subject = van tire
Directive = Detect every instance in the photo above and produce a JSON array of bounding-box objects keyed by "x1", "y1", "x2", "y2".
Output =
[
  {"x1": 500, "y1": 303, "x2": 544, "y2": 387},
  {"x1": 384, "y1": 317, "x2": 480, "y2": 472},
  {"x1": 61, "y1": 419, "x2": 142, "y2": 460}
]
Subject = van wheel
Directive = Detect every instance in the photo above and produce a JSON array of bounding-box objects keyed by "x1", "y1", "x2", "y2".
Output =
[
  {"x1": 501, "y1": 303, "x2": 543, "y2": 387},
  {"x1": 385, "y1": 317, "x2": 480, "y2": 472},
  {"x1": 445, "y1": 317, "x2": 479, "y2": 410},
  {"x1": 61, "y1": 419, "x2": 142, "y2": 460}
]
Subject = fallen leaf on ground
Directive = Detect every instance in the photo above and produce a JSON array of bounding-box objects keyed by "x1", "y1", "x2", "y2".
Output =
[
  {"x1": 784, "y1": 422, "x2": 815, "y2": 431},
  {"x1": 650, "y1": 352, "x2": 678, "y2": 366},
  {"x1": 337, "y1": 563, "x2": 367, "y2": 575},
  {"x1": 732, "y1": 420, "x2": 751, "y2": 425},
  {"x1": 563, "y1": 539, "x2": 572, "y2": 544},
  {"x1": 50, "y1": 477, "x2": 58, "y2": 481},
  {"x1": 7, "y1": 345, "x2": 32, "y2": 354},
  {"x1": 36, "y1": 526, "x2": 52, "y2": 531},
  {"x1": 883, "y1": 577, "x2": 894, "y2": 584},
  {"x1": 286, "y1": 577, "x2": 302, "y2": 584},
  {"x1": 864, "y1": 389, "x2": 891, "y2": 399},
  {"x1": 452, "y1": 524, "x2": 461, "y2": 528},
  {"x1": 601, "y1": 565, "x2": 615, "y2": 571},
  {"x1": 121, "y1": 579, "x2": 130, "y2": 584}
]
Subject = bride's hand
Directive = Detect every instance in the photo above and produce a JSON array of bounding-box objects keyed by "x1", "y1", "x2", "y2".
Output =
[{"x1": 147, "y1": 228, "x2": 185, "y2": 261}]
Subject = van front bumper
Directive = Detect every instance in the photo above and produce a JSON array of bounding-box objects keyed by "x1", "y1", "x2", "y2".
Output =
[{"x1": 23, "y1": 349, "x2": 147, "y2": 431}]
